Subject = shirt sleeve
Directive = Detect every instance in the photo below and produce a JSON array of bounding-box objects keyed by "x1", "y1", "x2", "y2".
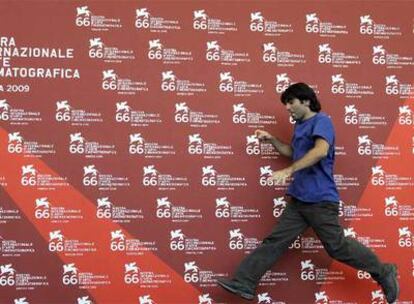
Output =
[{"x1": 312, "y1": 116, "x2": 335, "y2": 145}]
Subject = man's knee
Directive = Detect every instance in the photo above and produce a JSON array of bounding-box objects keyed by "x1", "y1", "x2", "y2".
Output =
[
  {"x1": 262, "y1": 234, "x2": 281, "y2": 245},
  {"x1": 324, "y1": 240, "x2": 347, "y2": 258},
  {"x1": 261, "y1": 233, "x2": 294, "y2": 247}
]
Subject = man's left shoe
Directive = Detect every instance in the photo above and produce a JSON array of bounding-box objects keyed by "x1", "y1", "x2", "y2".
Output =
[
  {"x1": 378, "y1": 264, "x2": 399, "y2": 303},
  {"x1": 216, "y1": 277, "x2": 255, "y2": 301}
]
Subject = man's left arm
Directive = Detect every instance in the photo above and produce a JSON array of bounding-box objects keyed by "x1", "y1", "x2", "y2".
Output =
[{"x1": 269, "y1": 138, "x2": 329, "y2": 184}]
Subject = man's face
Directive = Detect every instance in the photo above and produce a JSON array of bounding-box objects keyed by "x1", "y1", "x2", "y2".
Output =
[{"x1": 285, "y1": 98, "x2": 310, "y2": 121}]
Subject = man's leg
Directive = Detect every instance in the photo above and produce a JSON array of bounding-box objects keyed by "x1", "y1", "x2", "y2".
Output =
[
  {"x1": 232, "y1": 200, "x2": 308, "y2": 291},
  {"x1": 304, "y1": 202, "x2": 399, "y2": 303}
]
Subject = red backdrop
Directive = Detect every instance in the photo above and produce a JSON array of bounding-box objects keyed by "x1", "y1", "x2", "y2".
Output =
[{"x1": 0, "y1": 1, "x2": 413, "y2": 304}]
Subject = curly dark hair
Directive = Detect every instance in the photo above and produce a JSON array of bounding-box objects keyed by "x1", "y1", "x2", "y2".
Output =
[{"x1": 280, "y1": 82, "x2": 321, "y2": 112}]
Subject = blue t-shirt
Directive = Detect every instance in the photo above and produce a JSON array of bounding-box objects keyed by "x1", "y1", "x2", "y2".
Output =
[{"x1": 287, "y1": 112, "x2": 340, "y2": 203}]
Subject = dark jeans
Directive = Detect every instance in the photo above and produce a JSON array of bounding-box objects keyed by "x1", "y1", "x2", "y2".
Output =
[{"x1": 234, "y1": 197, "x2": 386, "y2": 290}]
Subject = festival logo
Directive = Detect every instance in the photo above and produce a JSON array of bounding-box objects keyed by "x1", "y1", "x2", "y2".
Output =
[
  {"x1": 259, "y1": 165, "x2": 274, "y2": 187},
  {"x1": 373, "y1": 164, "x2": 412, "y2": 188},
  {"x1": 259, "y1": 166, "x2": 291, "y2": 190},
  {"x1": 305, "y1": 13, "x2": 348, "y2": 37},
  {"x1": 219, "y1": 72, "x2": 263, "y2": 96},
  {"x1": 372, "y1": 44, "x2": 414, "y2": 69},
  {"x1": 398, "y1": 226, "x2": 413, "y2": 248},
  {"x1": 257, "y1": 293, "x2": 284, "y2": 304},
  {"x1": 384, "y1": 195, "x2": 414, "y2": 220},
  {"x1": 398, "y1": 105, "x2": 413, "y2": 125},
  {"x1": 34, "y1": 197, "x2": 83, "y2": 223},
  {"x1": 174, "y1": 102, "x2": 220, "y2": 127},
  {"x1": 156, "y1": 197, "x2": 202, "y2": 223},
  {"x1": 135, "y1": 8, "x2": 181, "y2": 32},
  {"x1": 188, "y1": 133, "x2": 233, "y2": 158},
  {"x1": 250, "y1": 12, "x2": 293, "y2": 36},
  {"x1": 142, "y1": 165, "x2": 189, "y2": 190},
  {"x1": 148, "y1": 39, "x2": 193, "y2": 64},
  {"x1": 206, "y1": 40, "x2": 250, "y2": 65},
  {"x1": 357, "y1": 134, "x2": 400, "y2": 158},
  {"x1": 0, "y1": 263, "x2": 16, "y2": 286},
  {"x1": 385, "y1": 75, "x2": 414, "y2": 99},
  {"x1": 360, "y1": 15, "x2": 402, "y2": 38},
  {"x1": 110, "y1": 229, "x2": 158, "y2": 254},
  {"x1": 273, "y1": 197, "x2": 287, "y2": 218},
  {"x1": 263, "y1": 42, "x2": 305, "y2": 66},
  {"x1": 129, "y1": 133, "x2": 175, "y2": 158},
  {"x1": 124, "y1": 262, "x2": 171, "y2": 288},
  {"x1": 228, "y1": 228, "x2": 260, "y2": 253},
  {"x1": 370, "y1": 289, "x2": 385, "y2": 304},
  {"x1": 214, "y1": 197, "x2": 260, "y2": 222},
  {"x1": 102, "y1": 69, "x2": 148, "y2": 94},
  {"x1": 183, "y1": 260, "x2": 228, "y2": 287},
  {"x1": 331, "y1": 74, "x2": 374, "y2": 97},
  {"x1": 96, "y1": 197, "x2": 143, "y2": 223},
  {"x1": 300, "y1": 260, "x2": 315, "y2": 281},
  {"x1": 201, "y1": 165, "x2": 247, "y2": 190},
  {"x1": 314, "y1": 291, "x2": 329, "y2": 304},
  {"x1": 21, "y1": 164, "x2": 68, "y2": 189},
  {"x1": 233, "y1": 104, "x2": 277, "y2": 128},
  {"x1": 75, "y1": 5, "x2": 122, "y2": 30},
  {"x1": 115, "y1": 101, "x2": 162, "y2": 127},
  {"x1": 343, "y1": 105, "x2": 387, "y2": 128},
  {"x1": 77, "y1": 296, "x2": 93, "y2": 304},
  {"x1": 62, "y1": 262, "x2": 110, "y2": 288},
  {"x1": 124, "y1": 262, "x2": 139, "y2": 285},
  {"x1": 245, "y1": 134, "x2": 279, "y2": 159},
  {"x1": 48, "y1": 229, "x2": 96, "y2": 255},
  {"x1": 275, "y1": 73, "x2": 292, "y2": 93},
  {"x1": 56, "y1": 100, "x2": 103, "y2": 126},
  {"x1": 0, "y1": 263, "x2": 48, "y2": 289},
  {"x1": 83, "y1": 164, "x2": 130, "y2": 190},
  {"x1": 198, "y1": 294, "x2": 213, "y2": 304},
  {"x1": 169, "y1": 229, "x2": 216, "y2": 254},
  {"x1": 318, "y1": 43, "x2": 360, "y2": 67},
  {"x1": 161, "y1": 70, "x2": 206, "y2": 95},
  {"x1": 69, "y1": 132, "x2": 116, "y2": 158},
  {"x1": 7, "y1": 132, "x2": 56, "y2": 158},
  {"x1": 89, "y1": 37, "x2": 134, "y2": 62},
  {"x1": 193, "y1": 9, "x2": 237, "y2": 34},
  {"x1": 300, "y1": 260, "x2": 345, "y2": 283},
  {"x1": 1, "y1": 99, "x2": 42, "y2": 125},
  {"x1": 372, "y1": 45, "x2": 414, "y2": 69}
]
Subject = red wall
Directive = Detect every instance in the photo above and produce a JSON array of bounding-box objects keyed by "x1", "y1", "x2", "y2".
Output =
[{"x1": 0, "y1": 1, "x2": 413, "y2": 303}]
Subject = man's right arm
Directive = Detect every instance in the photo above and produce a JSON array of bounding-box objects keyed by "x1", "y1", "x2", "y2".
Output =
[{"x1": 255, "y1": 130, "x2": 293, "y2": 159}]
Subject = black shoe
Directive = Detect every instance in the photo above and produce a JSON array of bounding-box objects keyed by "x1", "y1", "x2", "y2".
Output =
[
  {"x1": 378, "y1": 264, "x2": 399, "y2": 303},
  {"x1": 216, "y1": 278, "x2": 255, "y2": 301}
]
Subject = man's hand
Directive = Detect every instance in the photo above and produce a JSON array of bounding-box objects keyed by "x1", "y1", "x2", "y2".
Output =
[
  {"x1": 255, "y1": 129, "x2": 273, "y2": 142},
  {"x1": 268, "y1": 167, "x2": 294, "y2": 185}
]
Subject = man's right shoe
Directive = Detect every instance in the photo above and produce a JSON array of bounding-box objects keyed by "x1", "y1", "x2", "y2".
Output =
[
  {"x1": 216, "y1": 277, "x2": 255, "y2": 301},
  {"x1": 378, "y1": 264, "x2": 399, "y2": 303}
]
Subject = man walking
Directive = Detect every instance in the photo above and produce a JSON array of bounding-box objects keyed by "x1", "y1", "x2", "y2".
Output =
[{"x1": 217, "y1": 83, "x2": 399, "y2": 303}]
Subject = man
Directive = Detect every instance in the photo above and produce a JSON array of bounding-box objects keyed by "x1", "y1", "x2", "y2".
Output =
[{"x1": 217, "y1": 83, "x2": 399, "y2": 303}]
